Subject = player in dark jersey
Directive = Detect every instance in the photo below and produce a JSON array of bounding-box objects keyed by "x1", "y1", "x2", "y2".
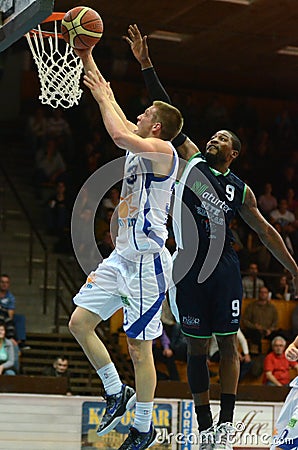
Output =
[{"x1": 125, "y1": 24, "x2": 298, "y2": 450}]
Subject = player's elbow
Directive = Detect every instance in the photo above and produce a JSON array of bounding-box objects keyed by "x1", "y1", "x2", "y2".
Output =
[{"x1": 112, "y1": 132, "x2": 128, "y2": 149}]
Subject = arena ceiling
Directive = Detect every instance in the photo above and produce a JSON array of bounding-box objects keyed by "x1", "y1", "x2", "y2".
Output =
[{"x1": 58, "y1": 0, "x2": 298, "y2": 99}]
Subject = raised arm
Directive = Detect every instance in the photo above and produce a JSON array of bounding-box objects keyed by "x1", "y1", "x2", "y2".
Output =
[
  {"x1": 83, "y1": 69, "x2": 173, "y2": 168},
  {"x1": 239, "y1": 186, "x2": 298, "y2": 292},
  {"x1": 76, "y1": 47, "x2": 135, "y2": 132},
  {"x1": 124, "y1": 24, "x2": 198, "y2": 160},
  {"x1": 124, "y1": 24, "x2": 170, "y2": 102}
]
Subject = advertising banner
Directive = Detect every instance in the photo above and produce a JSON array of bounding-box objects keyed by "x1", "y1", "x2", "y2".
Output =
[
  {"x1": 81, "y1": 400, "x2": 178, "y2": 449},
  {"x1": 176, "y1": 400, "x2": 275, "y2": 449}
]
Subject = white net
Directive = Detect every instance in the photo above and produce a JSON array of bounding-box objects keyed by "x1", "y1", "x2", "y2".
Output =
[{"x1": 25, "y1": 19, "x2": 84, "y2": 109}]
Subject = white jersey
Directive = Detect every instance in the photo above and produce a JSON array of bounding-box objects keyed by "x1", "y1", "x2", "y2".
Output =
[
  {"x1": 116, "y1": 145, "x2": 178, "y2": 258},
  {"x1": 271, "y1": 376, "x2": 298, "y2": 450}
]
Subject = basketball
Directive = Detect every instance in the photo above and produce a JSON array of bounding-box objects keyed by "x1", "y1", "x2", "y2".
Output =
[{"x1": 61, "y1": 6, "x2": 103, "y2": 50}]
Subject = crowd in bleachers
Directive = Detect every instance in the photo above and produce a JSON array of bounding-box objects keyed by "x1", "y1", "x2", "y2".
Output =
[
  {"x1": 22, "y1": 85, "x2": 298, "y2": 272},
  {"x1": 2, "y1": 70, "x2": 298, "y2": 390}
]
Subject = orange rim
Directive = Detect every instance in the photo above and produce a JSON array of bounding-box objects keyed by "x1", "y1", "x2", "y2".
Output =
[
  {"x1": 42, "y1": 12, "x2": 65, "y2": 23},
  {"x1": 28, "y1": 12, "x2": 65, "y2": 38}
]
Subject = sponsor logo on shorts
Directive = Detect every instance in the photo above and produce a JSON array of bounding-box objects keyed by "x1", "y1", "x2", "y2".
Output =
[
  {"x1": 121, "y1": 296, "x2": 130, "y2": 306},
  {"x1": 231, "y1": 318, "x2": 239, "y2": 324},
  {"x1": 182, "y1": 315, "x2": 200, "y2": 328},
  {"x1": 288, "y1": 418, "x2": 297, "y2": 428}
]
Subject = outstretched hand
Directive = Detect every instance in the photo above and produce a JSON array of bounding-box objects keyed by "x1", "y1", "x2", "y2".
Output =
[{"x1": 123, "y1": 24, "x2": 151, "y2": 68}]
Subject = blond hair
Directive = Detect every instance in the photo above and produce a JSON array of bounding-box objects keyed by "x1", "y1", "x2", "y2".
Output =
[{"x1": 152, "y1": 100, "x2": 183, "y2": 141}]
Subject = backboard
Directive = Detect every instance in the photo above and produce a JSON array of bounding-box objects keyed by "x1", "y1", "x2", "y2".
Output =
[{"x1": 0, "y1": 0, "x2": 54, "y2": 52}]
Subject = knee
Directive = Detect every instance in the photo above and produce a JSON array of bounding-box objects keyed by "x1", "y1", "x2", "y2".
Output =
[
  {"x1": 217, "y1": 335, "x2": 238, "y2": 359},
  {"x1": 127, "y1": 340, "x2": 151, "y2": 366},
  {"x1": 68, "y1": 309, "x2": 88, "y2": 337},
  {"x1": 127, "y1": 341, "x2": 142, "y2": 364},
  {"x1": 187, "y1": 337, "x2": 209, "y2": 356}
]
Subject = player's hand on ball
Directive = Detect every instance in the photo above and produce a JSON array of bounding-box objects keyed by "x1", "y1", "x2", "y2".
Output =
[
  {"x1": 285, "y1": 343, "x2": 298, "y2": 361},
  {"x1": 74, "y1": 47, "x2": 93, "y2": 60}
]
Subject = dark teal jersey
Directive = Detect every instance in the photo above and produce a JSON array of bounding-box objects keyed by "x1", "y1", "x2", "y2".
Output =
[{"x1": 173, "y1": 154, "x2": 246, "y2": 267}]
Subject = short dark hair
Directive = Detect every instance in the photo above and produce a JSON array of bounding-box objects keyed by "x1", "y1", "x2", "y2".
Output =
[
  {"x1": 227, "y1": 130, "x2": 241, "y2": 153},
  {"x1": 0, "y1": 273, "x2": 10, "y2": 279},
  {"x1": 55, "y1": 355, "x2": 68, "y2": 362}
]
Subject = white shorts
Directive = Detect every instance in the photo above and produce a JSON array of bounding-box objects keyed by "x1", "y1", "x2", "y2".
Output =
[
  {"x1": 73, "y1": 249, "x2": 172, "y2": 340},
  {"x1": 271, "y1": 377, "x2": 298, "y2": 450}
]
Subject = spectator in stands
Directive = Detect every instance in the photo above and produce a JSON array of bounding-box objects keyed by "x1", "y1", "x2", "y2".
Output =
[
  {"x1": 285, "y1": 188, "x2": 298, "y2": 216},
  {"x1": 270, "y1": 200, "x2": 298, "y2": 261},
  {"x1": 169, "y1": 322, "x2": 187, "y2": 363},
  {"x1": 242, "y1": 286, "x2": 278, "y2": 354},
  {"x1": 0, "y1": 274, "x2": 28, "y2": 350},
  {"x1": 263, "y1": 336, "x2": 298, "y2": 386},
  {"x1": 95, "y1": 208, "x2": 114, "y2": 242},
  {"x1": 161, "y1": 299, "x2": 187, "y2": 362},
  {"x1": 246, "y1": 231, "x2": 271, "y2": 273},
  {"x1": 101, "y1": 187, "x2": 120, "y2": 213},
  {"x1": 0, "y1": 321, "x2": 18, "y2": 375},
  {"x1": 257, "y1": 182, "x2": 278, "y2": 219},
  {"x1": 35, "y1": 136, "x2": 67, "y2": 196},
  {"x1": 25, "y1": 106, "x2": 48, "y2": 154},
  {"x1": 153, "y1": 329, "x2": 180, "y2": 381},
  {"x1": 43, "y1": 355, "x2": 72, "y2": 395},
  {"x1": 242, "y1": 263, "x2": 265, "y2": 298},
  {"x1": 45, "y1": 180, "x2": 71, "y2": 237},
  {"x1": 270, "y1": 199, "x2": 296, "y2": 233},
  {"x1": 280, "y1": 165, "x2": 298, "y2": 199},
  {"x1": 47, "y1": 108, "x2": 73, "y2": 162},
  {"x1": 273, "y1": 274, "x2": 295, "y2": 301}
]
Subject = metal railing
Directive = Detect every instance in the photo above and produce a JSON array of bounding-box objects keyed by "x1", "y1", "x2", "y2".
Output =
[
  {"x1": 0, "y1": 164, "x2": 49, "y2": 313},
  {"x1": 55, "y1": 258, "x2": 80, "y2": 332}
]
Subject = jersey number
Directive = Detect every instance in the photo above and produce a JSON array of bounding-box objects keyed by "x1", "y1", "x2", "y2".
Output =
[
  {"x1": 232, "y1": 299, "x2": 240, "y2": 317},
  {"x1": 225, "y1": 184, "x2": 235, "y2": 201}
]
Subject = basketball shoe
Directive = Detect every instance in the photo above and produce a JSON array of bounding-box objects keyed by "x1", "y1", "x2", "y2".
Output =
[
  {"x1": 213, "y1": 422, "x2": 235, "y2": 450},
  {"x1": 199, "y1": 425, "x2": 216, "y2": 450},
  {"x1": 118, "y1": 423, "x2": 157, "y2": 449},
  {"x1": 97, "y1": 384, "x2": 136, "y2": 436}
]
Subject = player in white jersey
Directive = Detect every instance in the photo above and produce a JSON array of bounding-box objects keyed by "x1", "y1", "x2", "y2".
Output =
[
  {"x1": 69, "y1": 47, "x2": 183, "y2": 450},
  {"x1": 271, "y1": 335, "x2": 298, "y2": 450}
]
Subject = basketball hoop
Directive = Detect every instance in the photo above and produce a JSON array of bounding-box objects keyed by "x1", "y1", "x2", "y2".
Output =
[{"x1": 25, "y1": 12, "x2": 84, "y2": 109}]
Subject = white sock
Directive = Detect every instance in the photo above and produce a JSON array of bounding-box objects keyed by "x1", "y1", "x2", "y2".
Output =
[
  {"x1": 133, "y1": 402, "x2": 154, "y2": 433},
  {"x1": 97, "y1": 362, "x2": 122, "y2": 395}
]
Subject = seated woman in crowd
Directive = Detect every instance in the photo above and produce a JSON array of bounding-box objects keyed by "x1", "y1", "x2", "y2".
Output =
[{"x1": 0, "y1": 321, "x2": 18, "y2": 376}]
